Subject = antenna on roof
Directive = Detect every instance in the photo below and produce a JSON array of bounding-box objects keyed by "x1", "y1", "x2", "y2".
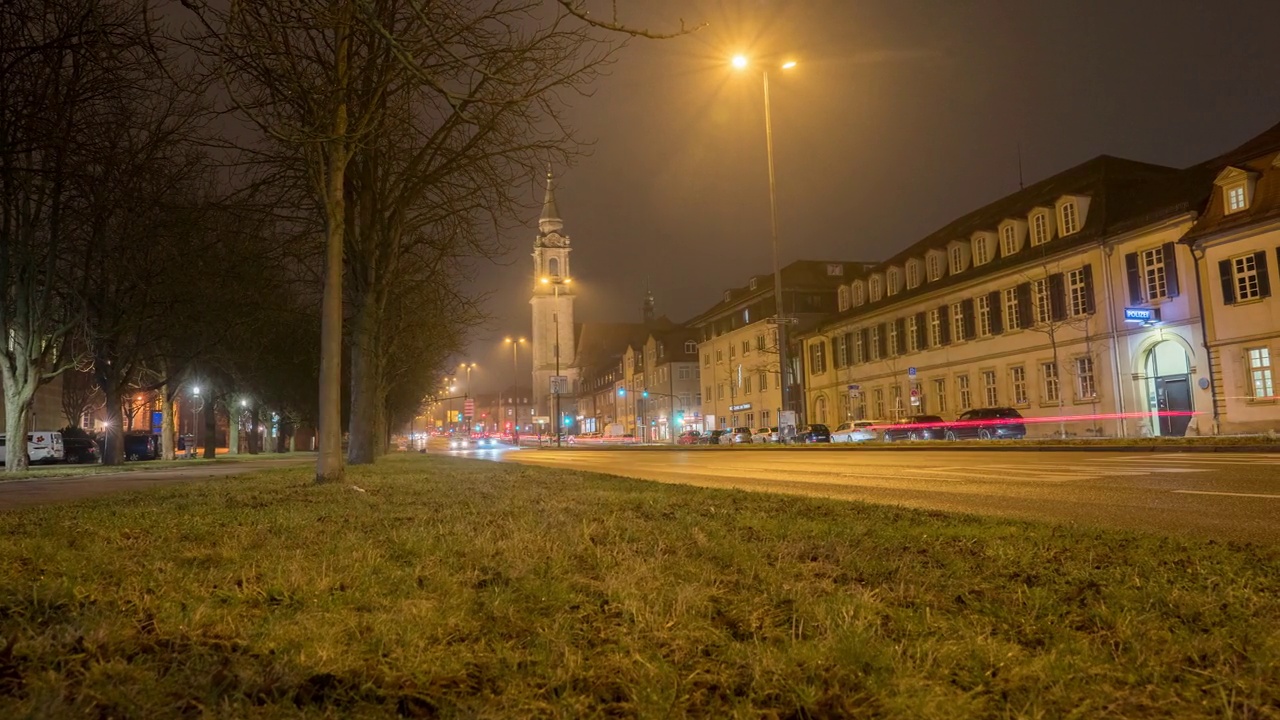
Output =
[{"x1": 1017, "y1": 143, "x2": 1025, "y2": 190}]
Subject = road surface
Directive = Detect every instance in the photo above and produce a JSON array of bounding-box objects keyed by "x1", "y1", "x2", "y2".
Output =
[
  {"x1": 477, "y1": 447, "x2": 1280, "y2": 544},
  {"x1": 0, "y1": 457, "x2": 311, "y2": 512}
]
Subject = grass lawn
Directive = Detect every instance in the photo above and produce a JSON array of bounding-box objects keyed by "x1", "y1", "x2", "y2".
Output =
[
  {"x1": 0, "y1": 454, "x2": 1276, "y2": 718},
  {"x1": 0, "y1": 452, "x2": 313, "y2": 482}
]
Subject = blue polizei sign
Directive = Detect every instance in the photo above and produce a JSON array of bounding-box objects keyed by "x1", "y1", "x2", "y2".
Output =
[{"x1": 1124, "y1": 307, "x2": 1160, "y2": 323}]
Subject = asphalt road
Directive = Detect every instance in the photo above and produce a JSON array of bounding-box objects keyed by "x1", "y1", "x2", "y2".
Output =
[
  {"x1": 478, "y1": 447, "x2": 1280, "y2": 544},
  {"x1": 0, "y1": 457, "x2": 311, "y2": 512}
]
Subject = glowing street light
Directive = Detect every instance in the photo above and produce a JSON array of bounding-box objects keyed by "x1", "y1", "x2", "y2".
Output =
[{"x1": 503, "y1": 337, "x2": 527, "y2": 442}]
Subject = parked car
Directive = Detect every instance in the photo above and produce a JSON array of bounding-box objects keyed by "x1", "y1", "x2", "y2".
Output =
[
  {"x1": 122, "y1": 432, "x2": 160, "y2": 461},
  {"x1": 796, "y1": 424, "x2": 832, "y2": 443},
  {"x1": 677, "y1": 431, "x2": 702, "y2": 445},
  {"x1": 63, "y1": 437, "x2": 100, "y2": 464},
  {"x1": 0, "y1": 431, "x2": 65, "y2": 464},
  {"x1": 945, "y1": 408, "x2": 1028, "y2": 441},
  {"x1": 751, "y1": 427, "x2": 779, "y2": 443},
  {"x1": 704, "y1": 429, "x2": 729, "y2": 445},
  {"x1": 880, "y1": 415, "x2": 948, "y2": 442},
  {"x1": 831, "y1": 420, "x2": 877, "y2": 443},
  {"x1": 725, "y1": 426, "x2": 754, "y2": 444}
]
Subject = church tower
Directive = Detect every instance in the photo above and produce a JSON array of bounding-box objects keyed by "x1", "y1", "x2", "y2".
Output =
[{"x1": 530, "y1": 170, "x2": 578, "y2": 425}]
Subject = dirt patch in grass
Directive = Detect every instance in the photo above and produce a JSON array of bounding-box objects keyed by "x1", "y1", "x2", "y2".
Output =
[{"x1": 0, "y1": 454, "x2": 1276, "y2": 718}]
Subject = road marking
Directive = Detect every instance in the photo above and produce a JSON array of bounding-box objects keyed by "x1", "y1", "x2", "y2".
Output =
[{"x1": 1172, "y1": 490, "x2": 1280, "y2": 499}]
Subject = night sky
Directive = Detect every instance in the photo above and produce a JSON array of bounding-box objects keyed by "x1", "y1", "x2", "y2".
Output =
[{"x1": 461, "y1": 0, "x2": 1280, "y2": 393}]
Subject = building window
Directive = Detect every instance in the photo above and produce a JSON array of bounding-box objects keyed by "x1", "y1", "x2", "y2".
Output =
[
  {"x1": 814, "y1": 395, "x2": 828, "y2": 423},
  {"x1": 977, "y1": 295, "x2": 992, "y2": 336},
  {"x1": 1041, "y1": 362, "x2": 1059, "y2": 403},
  {"x1": 759, "y1": 371, "x2": 768, "y2": 392},
  {"x1": 888, "y1": 322, "x2": 899, "y2": 356},
  {"x1": 827, "y1": 263, "x2": 844, "y2": 276},
  {"x1": 1033, "y1": 278, "x2": 1051, "y2": 325},
  {"x1": 933, "y1": 378, "x2": 947, "y2": 414},
  {"x1": 678, "y1": 366, "x2": 690, "y2": 380},
  {"x1": 685, "y1": 341, "x2": 696, "y2": 354},
  {"x1": 982, "y1": 370, "x2": 998, "y2": 407},
  {"x1": 870, "y1": 276, "x2": 883, "y2": 302},
  {"x1": 1141, "y1": 246, "x2": 1168, "y2": 301},
  {"x1": 1002, "y1": 225, "x2": 1017, "y2": 253},
  {"x1": 973, "y1": 237, "x2": 990, "y2": 266},
  {"x1": 929, "y1": 309, "x2": 942, "y2": 347},
  {"x1": 743, "y1": 308, "x2": 750, "y2": 323},
  {"x1": 1060, "y1": 202, "x2": 1079, "y2": 235},
  {"x1": 1075, "y1": 357, "x2": 1096, "y2": 399},
  {"x1": 741, "y1": 339, "x2": 750, "y2": 356},
  {"x1": 924, "y1": 255, "x2": 939, "y2": 281},
  {"x1": 1032, "y1": 213, "x2": 1049, "y2": 246},
  {"x1": 873, "y1": 388, "x2": 885, "y2": 419},
  {"x1": 717, "y1": 384, "x2": 725, "y2": 400},
  {"x1": 838, "y1": 286, "x2": 850, "y2": 311},
  {"x1": 1247, "y1": 348, "x2": 1274, "y2": 398},
  {"x1": 833, "y1": 335, "x2": 848, "y2": 368},
  {"x1": 853, "y1": 332, "x2": 864, "y2": 364},
  {"x1": 852, "y1": 282, "x2": 866, "y2": 306},
  {"x1": 906, "y1": 315, "x2": 919, "y2": 352},
  {"x1": 1010, "y1": 366, "x2": 1028, "y2": 406},
  {"x1": 890, "y1": 384, "x2": 902, "y2": 414},
  {"x1": 728, "y1": 344, "x2": 735, "y2": 361},
  {"x1": 1226, "y1": 184, "x2": 1247, "y2": 213},
  {"x1": 1067, "y1": 268, "x2": 1089, "y2": 316},
  {"x1": 810, "y1": 341, "x2": 827, "y2": 374},
  {"x1": 957, "y1": 374, "x2": 972, "y2": 410},
  {"x1": 869, "y1": 326, "x2": 881, "y2": 361},
  {"x1": 716, "y1": 349, "x2": 724, "y2": 364},
  {"x1": 887, "y1": 269, "x2": 901, "y2": 296},
  {"x1": 949, "y1": 246, "x2": 964, "y2": 274},
  {"x1": 744, "y1": 375, "x2": 752, "y2": 394},
  {"x1": 950, "y1": 302, "x2": 965, "y2": 342},
  {"x1": 1233, "y1": 254, "x2": 1263, "y2": 302},
  {"x1": 905, "y1": 262, "x2": 919, "y2": 288},
  {"x1": 1004, "y1": 288, "x2": 1021, "y2": 331},
  {"x1": 761, "y1": 409, "x2": 770, "y2": 425},
  {"x1": 1001, "y1": 228, "x2": 1017, "y2": 256}
]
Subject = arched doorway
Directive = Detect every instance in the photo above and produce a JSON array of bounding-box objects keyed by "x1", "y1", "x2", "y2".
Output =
[{"x1": 1145, "y1": 340, "x2": 1193, "y2": 436}]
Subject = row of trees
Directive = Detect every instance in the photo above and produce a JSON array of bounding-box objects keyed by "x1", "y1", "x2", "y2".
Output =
[{"x1": 2, "y1": 0, "x2": 684, "y2": 475}]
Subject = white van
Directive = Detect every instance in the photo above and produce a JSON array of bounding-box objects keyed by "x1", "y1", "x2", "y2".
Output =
[{"x1": 0, "y1": 431, "x2": 65, "y2": 464}]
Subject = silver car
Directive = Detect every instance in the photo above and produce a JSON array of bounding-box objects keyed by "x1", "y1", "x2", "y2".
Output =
[
  {"x1": 726, "y1": 426, "x2": 754, "y2": 444},
  {"x1": 751, "y1": 427, "x2": 778, "y2": 443},
  {"x1": 831, "y1": 420, "x2": 878, "y2": 443}
]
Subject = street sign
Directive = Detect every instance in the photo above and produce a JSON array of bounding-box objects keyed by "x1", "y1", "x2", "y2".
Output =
[
  {"x1": 533, "y1": 416, "x2": 550, "y2": 424},
  {"x1": 907, "y1": 367, "x2": 917, "y2": 377},
  {"x1": 910, "y1": 396, "x2": 921, "y2": 406},
  {"x1": 910, "y1": 388, "x2": 920, "y2": 397},
  {"x1": 550, "y1": 375, "x2": 568, "y2": 394},
  {"x1": 463, "y1": 399, "x2": 475, "y2": 417}
]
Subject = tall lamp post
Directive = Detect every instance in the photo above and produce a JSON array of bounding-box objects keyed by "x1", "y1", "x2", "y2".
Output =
[
  {"x1": 540, "y1": 275, "x2": 572, "y2": 447},
  {"x1": 459, "y1": 362, "x2": 476, "y2": 432},
  {"x1": 733, "y1": 54, "x2": 797, "y2": 439},
  {"x1": 504, "y1": 337, "x2": 527, "y2": 444}
]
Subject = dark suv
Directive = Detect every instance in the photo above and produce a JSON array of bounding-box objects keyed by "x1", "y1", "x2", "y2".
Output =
[
  {"x1": 945, "y1": 408, "x2": 1027, "y2": 440},
  {"x1": 796, "y1": 424, "x2": 832, "y2": 443},
  {"x1": 880, "y1": 415, "x2": 947, "y2": 442}
]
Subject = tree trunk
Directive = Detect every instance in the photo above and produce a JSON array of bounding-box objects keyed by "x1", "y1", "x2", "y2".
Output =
[
  {"x1": 249, "y1": 405, "x2": 262, "y2": 454},
  {"x1": 2, "y1": 379, "x2": 35, "y2": 471},
  {"x1": 347, "y1": 297, "x2": 380, "y2": 465},
  {"x1": 161, "y1": 383, "x2": 177, "y2": 460},
  {"x1": 99, "y1": 377, "x2": 124, "y2": 466},
  {"x1": 203, "y1": 398, "x2": 217, "y2": 459}
]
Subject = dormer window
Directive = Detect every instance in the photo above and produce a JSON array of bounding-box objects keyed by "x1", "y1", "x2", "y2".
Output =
[
  {"x1": 869, "y1": 275, "x2": 883, "y2": 302},
  {"x1": 886, "y1": 268, "x2": 902, "y2": 296},
  {"x1": 1060, "y1": 202, "x2": 1079, "y2": 235},
  {"x1": 973, "y1": 237, "x2": 990, "y2": 265},
  {"x1": 852, "y1": 280, "x2": 866, "y2": 306},
  {"x1": 826, "y1": 263, "x2": 844, "y2": 276},
  {"x1": 927, "y1": 253, "x2": 942, "y2": 280},
  {"x1": 950, "y1": 246, "x2": 963, "y2": 273},
  {"x1": 684, "y1": 340, "x2": 697, "y2": 353},
  {"x1": 1001, "y1": 229, "x2": 1018, "y2": 256},
  {"x1": 837, "y1": 286, "x2": 851, "y2": 312},
  {"x1": 1031, "y1": 213, "x2": 1049, "y2": 245},
  {"x1": 749, "y1": 278, "x2": 758, "y2": 290},
  {"x1": 948, "y1": 243, "x2": 970, "y2": 275},
  {"x1": 723, "y1": 290, "x2": 732, "y2": 303},
  {"x1": 906, "y1": 260, "x2": 921, "y2": 289},
  {"x1": 1226, "y1": 184, "x2": 1247, "y2": 213}
]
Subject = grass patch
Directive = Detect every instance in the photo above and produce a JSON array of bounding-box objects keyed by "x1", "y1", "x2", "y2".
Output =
[
  {"x1": 0, "y1": 452, "x2": 312, "y2": 482},
  {"x1": 0, "y1": 454, "x2": 1277, "y2": 718}
]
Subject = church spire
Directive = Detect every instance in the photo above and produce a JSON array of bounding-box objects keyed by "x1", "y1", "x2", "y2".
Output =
[{"x1": 539, "y1": 167, "x2": 562, "y2": 234}]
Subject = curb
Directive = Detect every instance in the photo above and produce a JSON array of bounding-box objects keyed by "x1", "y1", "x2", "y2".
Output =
[{"x1": 543, "y1": 443, "x2": 1280, "y2": 454}]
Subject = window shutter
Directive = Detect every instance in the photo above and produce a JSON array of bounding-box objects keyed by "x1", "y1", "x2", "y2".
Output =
[
  {"x1": 843, "y1": 332, "x2": 855, "y2": 365},
  {"x1": 915, "y1": 311, "x2": 928, "y2": 349},
  {"x1": 988, "y1": 290, "x2": 1003, "y2": 334},
  {"x1": 860, "y1": 329, "x2": 870, "y2": 362},
  {"x1": 1016, "y1": 283, "x2": 1033, "y2": 327},
  {"x1": 1048, "y1": 273, "x2": 1067, "y2": 321},
  {"x1": 1125, "y1": 252, "x2": 1142, "y2": 304},
  {"x1": 1219, "y1": 259, "x2": 1236, "y2": 305},
  {"x1": 961, "y1": 299, "x2": 976, "y2": 339},
  {"x1": 1257, "y1": 251, "x2": 1271, "y2": 299},
  {"x1": 895, "y1": 318, "x2": 907, "y2": 354},
  {"x1": 877, "y1": 323, "x2": 888, "y2": 358},
  {"x1": 1082, "y1": 265, "x2": 1097, "y2": 314},
  {"x1": 938, "y1": 305, "x2": 951, "y2": 345},
  {"x1": 1162, "y1": 242, "x2": 1180, "y2": 298}
]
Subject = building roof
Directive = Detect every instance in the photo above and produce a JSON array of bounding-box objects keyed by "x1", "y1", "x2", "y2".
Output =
[
  {"x1": 539, "y1": 169, "x2": 562, "y2": 233},
  {"x1": 1182, "y1": 119, "x2": 1280, "y2": 245},
  {"x1": 684, "y1": 259, "x2": 877, "y2": 327}
]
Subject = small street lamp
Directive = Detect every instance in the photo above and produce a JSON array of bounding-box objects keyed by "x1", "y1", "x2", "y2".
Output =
[
  {"x1": 540, "y1": 275, "x2": 572, "y2": 447},
  {"x1": 503, "y1": 337, "x2": 527, "y2": 444}
]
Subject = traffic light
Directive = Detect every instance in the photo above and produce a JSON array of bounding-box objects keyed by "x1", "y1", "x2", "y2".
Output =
[
  {"x1": 675, "y1": 412, "x2": 684, "y2": 426},
  {"x1": 642, "y1": 390, "x2": 649, "y2": 399},
  {"x1": 617, "y1": 387, "x2": 626, "y2": 396}
]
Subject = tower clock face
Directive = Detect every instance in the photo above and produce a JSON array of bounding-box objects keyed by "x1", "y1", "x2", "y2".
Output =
[{"x1": 541, "y1": 232, "x2": 567, "y2": 247}]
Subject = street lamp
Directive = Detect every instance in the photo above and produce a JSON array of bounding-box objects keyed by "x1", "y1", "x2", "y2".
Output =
[
  {"x1": 733, "y1": 54, "x2": 797, "y2": 440},
  {"x1": 459, "y1": 362, "x2": 476, "y2": 432},
  {"x1": 503, "y1": 337, "x2": 527, "y2": 444},
  {"x1": 190, "y1": 386, "x2": 201, "y2": 456},
  {"x1": 540, "y1": 275, "x2": 572, "y2": 447}
]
